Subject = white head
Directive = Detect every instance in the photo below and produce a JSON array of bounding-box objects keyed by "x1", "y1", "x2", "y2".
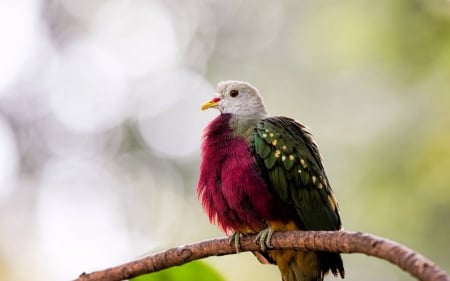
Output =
[{"x1": 201, "y1": 81, "x2": 268, "y2": 118}]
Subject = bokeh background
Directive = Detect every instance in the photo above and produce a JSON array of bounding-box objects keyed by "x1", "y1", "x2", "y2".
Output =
[{"x1": 0, "y1": 0, "x2": 449, "y2": 280}]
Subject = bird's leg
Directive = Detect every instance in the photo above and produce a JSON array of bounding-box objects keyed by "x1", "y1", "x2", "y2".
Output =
[
  {"x1": 229, "y1": 232, "x2": 243, "y2": 253},
  {"x1": 255, "y1": 228, "x2": 274, "y2": 252}
]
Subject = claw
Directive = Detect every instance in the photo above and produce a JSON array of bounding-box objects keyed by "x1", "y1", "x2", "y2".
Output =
[
  {"x1": 229, "y1": 232, "x2": 243, "y2": 253},
  {"x1": 255, "y1": 228, "x2": 274, "y2": 252}
]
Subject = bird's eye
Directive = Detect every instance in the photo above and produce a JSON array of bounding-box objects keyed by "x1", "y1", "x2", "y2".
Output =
[{"x1": 229, "y1": 89, "x2": 239, "y2": 97}]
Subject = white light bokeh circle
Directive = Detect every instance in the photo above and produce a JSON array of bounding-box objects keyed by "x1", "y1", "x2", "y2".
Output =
[
  {"x1": 136, "y1": 69, "x2": 216, "y2": 159},
  {"x1": 36, "y1": 156, "x2": 131, "y2": 279},
  {"x1": 46, "y1": 42, "x2": 129, "y2": 133},
  {"x1": 0, "y1": 0, "x2": 40, "y2": 93},
  {"x1": 89, "y1": 0, "x2": 178, "y2": 79}
]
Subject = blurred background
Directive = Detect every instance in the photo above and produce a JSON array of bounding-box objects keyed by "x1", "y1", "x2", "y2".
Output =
[{"x1": 0, "y1": 0, "x2": 449, "y2": 280}]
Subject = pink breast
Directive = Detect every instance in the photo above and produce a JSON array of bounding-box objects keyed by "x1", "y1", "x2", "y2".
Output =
[{"x1": 197, "y1": 114, "x2": 284, "y2": 233}]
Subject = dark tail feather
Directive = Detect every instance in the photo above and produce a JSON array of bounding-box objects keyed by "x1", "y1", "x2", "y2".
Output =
[
  {"x1": 318, "y1": 252, "x2": 345, "y2": 279},
  {"x1": 271, "y1": 250, "x2": 344, "y2": 281}
]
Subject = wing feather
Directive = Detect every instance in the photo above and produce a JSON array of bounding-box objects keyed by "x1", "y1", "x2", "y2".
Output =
[{"x1": 253, "y1": 117, "x2": 342, "y2": 230}]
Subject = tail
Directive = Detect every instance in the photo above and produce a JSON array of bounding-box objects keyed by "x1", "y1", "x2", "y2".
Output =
[{"x1": 269, "y1": 250, "x2": 345, "y2": 281}]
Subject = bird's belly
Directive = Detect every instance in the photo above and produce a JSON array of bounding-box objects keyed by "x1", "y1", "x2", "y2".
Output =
[
  {"x1": 215, "y1": 156, "x2": 295, "y2": 234},
  {"x1": 267, "y1": 220, "x2": 298, "y2": 231},
  {"x1": 215, "y1": 176, "x2": 267, "y2": 233},
  {"x1": 208, "y1": 151, "x2": 274, "y2": 232}
]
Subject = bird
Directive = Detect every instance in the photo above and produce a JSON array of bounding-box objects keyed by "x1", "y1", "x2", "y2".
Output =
[{"x1": 197, "y1": 80, "x2": 344, "y2": 281}]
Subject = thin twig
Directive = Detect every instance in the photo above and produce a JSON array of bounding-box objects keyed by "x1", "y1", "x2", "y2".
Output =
[{"x1": 75, "y1": 230, "x2": 449, "y2": 281}]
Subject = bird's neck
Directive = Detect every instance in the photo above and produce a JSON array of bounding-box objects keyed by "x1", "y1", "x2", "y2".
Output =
[{"x1": 228, "y1": 113, "x2": 264, "y2": 141}]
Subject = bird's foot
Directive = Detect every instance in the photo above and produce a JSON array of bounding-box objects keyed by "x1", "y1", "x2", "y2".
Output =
[
  {"x1": 255, "y1": 228, "x2": 274, "y2": 252},
  {"x1": 229, "y1": 232, "x2": 243, "y2": 253}
]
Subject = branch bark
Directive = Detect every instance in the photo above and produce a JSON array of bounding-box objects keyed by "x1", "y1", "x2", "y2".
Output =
[{"x1": 75, "y1": 231, "x2": 449, "y2": 281}]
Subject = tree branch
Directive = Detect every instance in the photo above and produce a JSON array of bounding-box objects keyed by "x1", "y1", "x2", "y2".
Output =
[{"x1": 75, "y1": 231, "x2": 449, "y2": 281}]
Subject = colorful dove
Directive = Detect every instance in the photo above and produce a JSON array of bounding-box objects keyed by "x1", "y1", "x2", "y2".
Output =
[{"x1": 198, "y1": 81, "x2": 344, "y2": 281}]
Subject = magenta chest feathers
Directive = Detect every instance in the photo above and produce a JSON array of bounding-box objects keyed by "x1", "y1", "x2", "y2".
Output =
[{"x1": 197, "y1": 114, "x2": 276, "y2": 233}]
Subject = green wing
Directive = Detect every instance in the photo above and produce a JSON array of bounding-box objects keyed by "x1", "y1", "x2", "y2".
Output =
[{"x1": 253, "y1": 117, "x2": 342, "y2": 230}]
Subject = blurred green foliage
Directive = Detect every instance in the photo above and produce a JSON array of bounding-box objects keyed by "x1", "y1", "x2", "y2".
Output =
[
  {"x1": 360, "y1": 116, "x2": 450, "y2": 265},
  {"x1": 130, "y1": 261, "x2": 225, "y2": 281}
]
